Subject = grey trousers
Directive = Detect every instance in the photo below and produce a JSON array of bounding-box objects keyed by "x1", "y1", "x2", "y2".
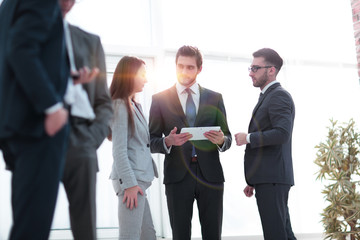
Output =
[{"x1": 112, "y1": 180, "x2": 156, "y2": 240}]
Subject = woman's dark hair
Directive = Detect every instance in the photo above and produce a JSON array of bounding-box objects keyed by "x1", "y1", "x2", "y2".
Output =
[{"x1": 109, "y1": 56, "x2": 145, "y2": 134}]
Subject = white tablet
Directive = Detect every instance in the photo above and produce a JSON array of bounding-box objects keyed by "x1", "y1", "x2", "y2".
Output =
[{"x1": 180, "y1": 126, "x2": 221, "y2": 140}]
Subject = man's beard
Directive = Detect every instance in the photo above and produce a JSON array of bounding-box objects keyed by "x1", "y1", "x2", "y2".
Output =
[{"x1": 253, "y1": 72, "x2": 268, "y2": 88}]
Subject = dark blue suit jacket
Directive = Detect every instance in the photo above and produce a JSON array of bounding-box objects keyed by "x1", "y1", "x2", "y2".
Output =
[
  {"x1": 244, "y1": 82, "x2": 295, "y2": 186},
  {"x1": 0, "y1": 0, "x2": 69, "y2": 138},
  {"x1": 149, "y1": 85, "x2": 232, "y2": 184}
]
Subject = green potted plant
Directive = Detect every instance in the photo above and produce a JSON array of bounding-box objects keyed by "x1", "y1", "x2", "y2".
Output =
[{"x1": 314, "y1": 119, "x2": 360, "y2": 240}]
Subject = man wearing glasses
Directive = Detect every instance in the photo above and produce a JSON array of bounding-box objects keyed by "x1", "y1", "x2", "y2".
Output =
[{"x1": 235, "y1": 48, "x2": 297, "y2": 240}]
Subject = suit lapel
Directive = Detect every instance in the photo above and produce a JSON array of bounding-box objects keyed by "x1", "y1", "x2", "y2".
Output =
[
  {"x1": 132, "y1": 101, "x2": 150, "y2": 138},
  {"x1": 252, "y1": 82, "x2": 280, "y2": 116},
  {"x1": 68, "y1": 23, "x2": 82, "y2": 69},
  {"x1": 252, "y1": 93, "x2": 266, "y2": 116},
  {"x1": 68, "y1": 25, "x2": 96, "y2": 105},
  {"x1": 195, "y1": 85, "x2": 207, "y2": 126},
  {"x1": 169, "y1": 85, "x2": 188, "y2": 126}
]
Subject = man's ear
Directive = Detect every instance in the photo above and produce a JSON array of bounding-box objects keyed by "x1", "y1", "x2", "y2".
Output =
[
  {"x1": 269, "y1": 66, "x2": 277, "y2": 76},
  {"x1": 197, "y1": 66, "x2": 202, "y2": 74}
]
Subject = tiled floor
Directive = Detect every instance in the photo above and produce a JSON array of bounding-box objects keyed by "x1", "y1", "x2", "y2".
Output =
[
  {"x1": 157, "y1": 236, "x2": 324, "y2": 240},
  {"x1": 156, "y1": 235, "x2": 324, "y2": 240},
  {"x1": 49, "y1": 229, "x2": 324, "y2": 240}
]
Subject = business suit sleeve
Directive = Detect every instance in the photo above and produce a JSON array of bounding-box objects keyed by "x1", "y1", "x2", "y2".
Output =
[
  {"x1": 250, "y1": 91, "x2": 293, "y2": 148},
  {"x1": 7, "y1": 0, "x2": 63, "y2": 113},
  {"x1": 112, "y1": 101, "x2": 138, "y2": 189},
  {"x1": 87, "y1": 36, "x2": 113, "y2": 148},
  {"x1": 217, "y1": 94, "x2": 232, "y2": 151},
  {"x1": 149, "y1": 94, "x2": 168, "y2": 154}
]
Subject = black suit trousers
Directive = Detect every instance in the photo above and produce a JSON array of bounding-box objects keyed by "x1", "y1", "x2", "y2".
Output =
[
  {"x1": 254, "y1": 183, "x2": 296, "y2": 240},
  {"x1": 165, "y1": 162, "x2": 223, "y2": 240},
  {"x1": 1, "y1": 124, "x2": 69, "y2": 240},
  {"x1": 62, "y1": 121, "x2": 99, "y2": 240},
  {"x1": 62, "y1": 155, "x2": 97, "y2": 240}
]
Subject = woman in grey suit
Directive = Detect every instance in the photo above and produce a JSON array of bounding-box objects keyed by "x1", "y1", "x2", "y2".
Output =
[{"x1": 109, "y1": 56, "x2": 158, "y2": 240}]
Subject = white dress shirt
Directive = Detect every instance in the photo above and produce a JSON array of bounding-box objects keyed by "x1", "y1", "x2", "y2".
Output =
[
  {"x1": 176, "y1": 82, "x2": 200, "y2": 115},
  {"x1": 163, "y1": 82, "x2": 227, "y2": 153},
  {"x1": 162, "y1": 83, "x2": 199, "y2": 153},
  {"x1": 62, "y1": 20, "x2": 95, "y2": 120}
]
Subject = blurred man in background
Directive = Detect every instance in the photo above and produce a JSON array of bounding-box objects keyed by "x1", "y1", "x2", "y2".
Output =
[{"x1": 59, "y1": 0, "x2": 113, "y2": 239}]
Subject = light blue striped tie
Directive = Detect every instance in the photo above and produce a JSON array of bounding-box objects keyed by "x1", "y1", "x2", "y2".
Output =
[{"x1": 185, "y1": 88, "x2": 197, "y2": 157}]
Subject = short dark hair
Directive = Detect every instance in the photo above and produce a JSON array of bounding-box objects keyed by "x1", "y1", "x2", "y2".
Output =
[
  {"x1": 175, "y1": 45, "x2": 203, "y2": 69},
  {"x1": 253, "y1": 48, "x2": 283, "y2": 73}
]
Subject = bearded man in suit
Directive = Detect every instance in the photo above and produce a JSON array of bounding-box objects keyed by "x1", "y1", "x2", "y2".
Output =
[
  {"x1": 59, "y1": 0, "x2": 113, "y2": 239},
  {"x1": 149, "y1": 45, "x2": 232, "y2": 240},
  {"x1": 235, "y1": 48, "x2": 297, "y2": 240}
]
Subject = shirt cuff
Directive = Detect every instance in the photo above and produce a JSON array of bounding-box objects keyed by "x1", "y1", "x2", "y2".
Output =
[
  {"x1": 217, "y1": 136, "x2": 228, "y2": 152},
  {"x1": 163, "y1": 137, "x2": 172, "y2": 154},
  {"x1": 246, "y1": 133, "x2": 251, "y2": 144},
  {"x1": 45, "y1": 102, "x2": 63, "y2": 114}
]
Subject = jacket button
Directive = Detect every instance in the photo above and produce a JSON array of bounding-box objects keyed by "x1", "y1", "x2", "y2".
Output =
[{"x1": 147, "y1": 144, "x2": 150, "y2": 147}]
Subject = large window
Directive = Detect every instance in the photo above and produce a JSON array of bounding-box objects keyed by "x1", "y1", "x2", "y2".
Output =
[
  {"x1": 68, "y1": 0, "x2": 153, "y2": 47},
  {"x1": 1, "y1": 0, "x2": 359, "y2": 239}
]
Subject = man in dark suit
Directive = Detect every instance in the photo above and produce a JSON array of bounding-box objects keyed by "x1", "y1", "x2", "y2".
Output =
[
  {"x1": 0, "y1": 0, "x2": 70, "y2": 239},
  {"x1": 235, "y1": 48, "x2": 296, "y2": 240},
  {"x1": 59, "y1": 0, "x2": 113, "y2": 239},
  {"x1": 149, "y1": 45, "x2": 232, "y2": 240}
]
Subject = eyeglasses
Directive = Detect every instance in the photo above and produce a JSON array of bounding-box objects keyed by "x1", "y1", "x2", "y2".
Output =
[{"x1": 248, "y1": 66, "x2": 274, "y2": 73}]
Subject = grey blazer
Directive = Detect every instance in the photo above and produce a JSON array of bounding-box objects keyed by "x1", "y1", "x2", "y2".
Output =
[
  {"x1": 66, "y1": 25, "x2": 113, "y2": 163},
  {"x1": 110, "y1": 99, "x2": 158, "y2": 189},
  {"x1": 69, "y1": 25, "x2": 112, "y2": 149}
]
